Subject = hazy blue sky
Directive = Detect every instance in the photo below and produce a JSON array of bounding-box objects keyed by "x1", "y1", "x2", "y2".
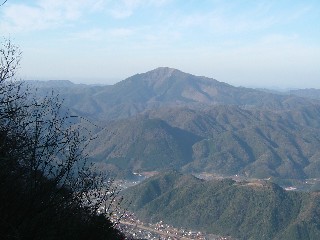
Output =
[{"x1": 1, "y1": 0, "x2": 320, "y2": 88}]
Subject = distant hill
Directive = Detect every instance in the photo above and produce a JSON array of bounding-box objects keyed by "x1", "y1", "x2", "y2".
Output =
[
  {"x1": 28, "y1": 67, "x2": 319, "y2": 121},
  {"x1": 123, "y1": 171, "x2": 320, "y2": 240},
  {"x1": 88, "y1": 105, "x2": 320, "y2": 179},
  {"x1": 86, "y1": 116, "x2": 200, "y2": 176},
  {"x1": 25, "y1": 80, "x2": 79, "y2": 88},
  {"x1": 22, "y1": 70, "x2": 320, "y2": 240},
  {"x1": 289, "y1": 88, "x2": 320, "y2": 101},
  {"x1": 26, "y1": 68, "x2": 320, "y2": 180}
]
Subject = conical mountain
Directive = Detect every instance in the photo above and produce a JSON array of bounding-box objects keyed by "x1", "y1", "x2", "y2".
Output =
[
  {"x1": 26, "y1": 68, "x2": 320, "y2": 180},
  {"x1": 42, "y1": 67, "x2": 318, "y2": 121},
  {"x1": 93, "y1": 67, "x2": 233, "y2": 107},
  {"x1": 98, "y1": 67, "x2": 288, "y2": 107}
]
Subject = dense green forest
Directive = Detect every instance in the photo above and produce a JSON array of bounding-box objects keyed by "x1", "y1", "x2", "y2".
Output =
[
  {"x1": 123, "y1": 171, "x2": 320, "y2": 240},
  {"x1": 83, "y1": 104, "x2": 320, "y2": 180},
  {"x1": 29, "y1": 67, "x2": 320, "y2": 181},
  {"x1": 0, "y1": 39, "x2": 125, "y2": 239}
]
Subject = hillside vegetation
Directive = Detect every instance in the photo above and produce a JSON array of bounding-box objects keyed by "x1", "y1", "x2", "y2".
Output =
[
  {"x1": 123, "y1": 171, "x2": 320, "y2": 240},
  {"x1": 87, "y1": 104, "x2": 320, "y2": 180},
  {"x1": 22, "y1": 67, "x2": 320, "y2": 239},
  {"x1": 29, "y1": 68, "x2": 320, "y2": 180},
  {"x1": 0, "y1": 39, "x2": 125, "y2": 240},
  {"x1": 30, "y1": 67, "x2": 319, "y2": 121}
]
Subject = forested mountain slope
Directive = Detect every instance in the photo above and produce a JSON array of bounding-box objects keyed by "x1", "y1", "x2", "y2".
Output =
[
  {"x1": 123, "y1": 171, "x2": 320, "y2": 240},
  {"x1": 87, "y1": 105, "x2": 320, "y2": 179},
  {"x1": 27, "y1": 67, "x2": 320, "y2": 121},
  {"x1": 27, "y1": 68, "x2": 320, "y2": 180}
]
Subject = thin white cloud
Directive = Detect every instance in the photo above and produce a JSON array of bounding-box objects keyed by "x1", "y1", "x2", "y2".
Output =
[
  {"x1": 174, "y1": 1, "x2": 311, "y2": 36},
  {"x1": 67, "y1": 27, "x2": 135, "y2": 42},
  {"x1": 0, "y1": 0, "x2": 170, "y2": 33},
  {"x1": 108, "y1": 28, "x2": 134, "y2": 37},
  {"x1": 258, "y1": 33, "x2": 299, "y2": 45},
  {"x1": 91, "y1": 0, "x2": 108, "y2": 12},
  {"x1": 178, "y1": 12, "x2": 276, "y2": 35},
  {"x1": 68, "y1": 28, "x2": 106, "y2": 41},
  {"x1": 0, "y1": 0, "x2": 100, "y2": 33},
  {"x1": 108, "y1": 0, "x2": 170, "y2": 19}
]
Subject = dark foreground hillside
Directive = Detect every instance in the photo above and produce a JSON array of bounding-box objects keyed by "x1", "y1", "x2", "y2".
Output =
[
  {"x1": 0, "y1": 85, "x2": 125, "y2": 239},
  {"x1": 0, "y1": 110, "x2": 125, "y2": 240},
  {"x1": 123, "y1": 171, "x2": 320, "y2": 240}
]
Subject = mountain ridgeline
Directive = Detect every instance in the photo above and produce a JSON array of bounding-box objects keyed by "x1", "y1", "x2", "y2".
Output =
[
  {"x1": 123, "y1": 171, "x2": 320, "y2": 240},
  {"x1": 27, "y1": 67, "x2": 320, "y2": 180},
  {"x1": 86, "y1": 105, "x2": 320, "y2": 180},
  {"x1": 26, "y1": 68, "x2": 320, "y2": 239},
  {"x1": 29, "y1": 67, "x2": 318, "y2": 121}
]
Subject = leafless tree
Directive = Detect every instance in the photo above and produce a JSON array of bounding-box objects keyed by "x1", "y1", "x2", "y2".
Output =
[
  {"x1": 0, "y1": 0, "x2": 7, "y2": 7},
  {"x1": 0, "y1": 38, "x2": 125, "y2": 239}
]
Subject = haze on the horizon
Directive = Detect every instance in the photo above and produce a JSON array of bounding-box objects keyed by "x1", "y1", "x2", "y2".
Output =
[{"x1": 0, "y1": 0, "x2": 319, "y2": 89}]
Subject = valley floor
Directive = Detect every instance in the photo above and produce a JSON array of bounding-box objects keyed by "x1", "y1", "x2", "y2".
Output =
[{"x1": 116, "y1": 211, "x2": 235, "y2": 240}]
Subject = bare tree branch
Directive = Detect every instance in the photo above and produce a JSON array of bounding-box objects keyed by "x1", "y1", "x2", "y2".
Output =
[
  {"x1": 0, "y1": 0, "x2": 8, "y2": 7},
  {"x1": 0, "y1": 38, "x2": 125, "y2": 239}
]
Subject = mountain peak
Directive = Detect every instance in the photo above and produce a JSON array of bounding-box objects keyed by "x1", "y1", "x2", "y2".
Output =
[
  {"x1": 150, "y1": 67, "x2": 179, "y2": 74},
  {"x1": 143, "y1": 67, "x2": 184, "y2": 80},
  {"x1": 120, "y1": 67, "x2": 189, "y2": 88}
]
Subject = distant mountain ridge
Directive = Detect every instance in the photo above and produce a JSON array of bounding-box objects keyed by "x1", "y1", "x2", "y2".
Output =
[
  {"x1": 87, "y1": 104, "x2": 320, "y2": 179},
  {"x1": 26, "y1": 68, "x2": 320, "y2": 180},
  {"x1": 289, "y1": 88, "x2": 320, "y2": 100},
  {"x1": 28, "y1": 67, "x2": 319, "y2": 121},
  {"x1": 25, "y1": 70, "x2": 320, "y2": 239},
  {"x1": 25, "y1": 80, "x2": 78, "y2": 88}
]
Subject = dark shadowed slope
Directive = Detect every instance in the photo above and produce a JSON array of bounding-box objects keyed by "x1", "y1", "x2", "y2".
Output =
[
  {"x1": 88, "y1": 105, "x2": 320, "y2": 180},
  {"x1": 86, "y1": 116, "x2": 201, "y2": 173}
]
